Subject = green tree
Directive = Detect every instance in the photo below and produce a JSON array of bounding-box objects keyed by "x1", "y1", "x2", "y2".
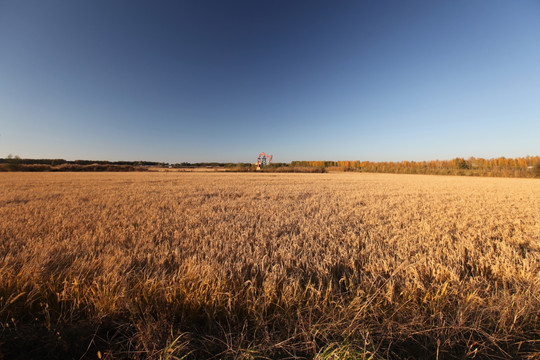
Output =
[{"x1": 6, "y1": 154, "x2": 21, "y2": 171}]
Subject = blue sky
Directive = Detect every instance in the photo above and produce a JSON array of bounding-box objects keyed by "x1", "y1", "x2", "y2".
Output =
[{"x1": 0, "y1": 1, "x2": 539, "y2": 163}]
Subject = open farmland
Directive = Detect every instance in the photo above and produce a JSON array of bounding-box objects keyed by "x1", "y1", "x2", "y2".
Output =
[{"x1": 0, "y1": 172, "x2": 539, "y2": 359}]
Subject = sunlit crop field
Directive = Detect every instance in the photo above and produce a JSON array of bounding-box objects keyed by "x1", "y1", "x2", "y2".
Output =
[{"x1": 1, "y1": 172, "x2": 539, "y2": 359}]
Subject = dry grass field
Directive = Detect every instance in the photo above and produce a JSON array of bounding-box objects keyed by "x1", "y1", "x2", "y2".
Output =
[{"x1": 0, "y1": 172, "x2": 539, "y2": 359}]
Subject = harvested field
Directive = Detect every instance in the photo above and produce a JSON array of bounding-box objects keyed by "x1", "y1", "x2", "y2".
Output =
[{"x1": 0, "y1": 172, "x2": 539, "y2": 359}]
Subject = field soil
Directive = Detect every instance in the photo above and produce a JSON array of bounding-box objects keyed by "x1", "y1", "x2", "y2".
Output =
[{"x1": 0, "y1": 172, "x2": 539, "y2": 359}]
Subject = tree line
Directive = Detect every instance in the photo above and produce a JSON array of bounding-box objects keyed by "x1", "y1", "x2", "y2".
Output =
[
  {"x1": 291, "y1": 156, "x2": 540, "y2": 177},
  {"x1": 0, "y1": 155, "x2": 156, "y2": 172},
  {"x1": 2, "y1": 155, "x2": 539, "y2": 177}
]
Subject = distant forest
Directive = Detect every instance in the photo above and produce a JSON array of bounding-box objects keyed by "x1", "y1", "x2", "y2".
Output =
[
  {"x1": 289, "y1": 156, "x2": 540, "y2": 178},
  {"x1": 0, "y1": 156, "x2": 160, "y2": 172},
  {"x1": 1, "y1": 155, "x2": 539, "y2": 178}
]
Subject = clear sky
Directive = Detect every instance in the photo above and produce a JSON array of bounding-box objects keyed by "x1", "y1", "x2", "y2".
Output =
[{"x1": 1, "y1": 1, "x2": 539, "y2": 163}]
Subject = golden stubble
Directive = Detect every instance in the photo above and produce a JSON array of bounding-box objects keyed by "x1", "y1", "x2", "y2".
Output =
[{"x1": 0, "y1": 172, "x2": 538, "y2": 358}]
